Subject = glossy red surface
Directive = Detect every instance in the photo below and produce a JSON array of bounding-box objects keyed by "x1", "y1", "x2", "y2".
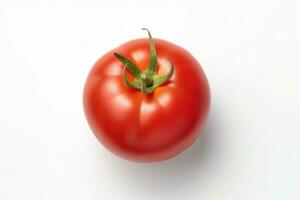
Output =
[{"x1": 83, "y1": 38, "x2": 210, "y2": 162}]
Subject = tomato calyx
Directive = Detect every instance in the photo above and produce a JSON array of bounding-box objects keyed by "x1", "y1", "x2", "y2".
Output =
[{"x1": 114, "y1": 28, "x2": 174, "y2": 95}]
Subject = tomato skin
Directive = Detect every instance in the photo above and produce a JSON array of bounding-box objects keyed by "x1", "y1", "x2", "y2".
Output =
[{"x1": 83, "y1": 38, "x2": 210, "y2": 162}]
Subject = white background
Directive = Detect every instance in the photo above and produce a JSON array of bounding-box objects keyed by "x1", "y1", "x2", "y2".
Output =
[{"x1": 0, "y1": 0, "x2": 299, "y2": 199}]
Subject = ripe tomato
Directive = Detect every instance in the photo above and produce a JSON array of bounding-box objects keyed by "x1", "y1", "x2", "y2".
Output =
[{"x1": 83, "y1": 29, "x2": 210, "y2": 162}]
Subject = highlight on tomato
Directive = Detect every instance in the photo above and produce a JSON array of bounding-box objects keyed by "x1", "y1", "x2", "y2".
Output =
[{"x1": 83, "y1": 29, "x2": 210, "y2": 162}]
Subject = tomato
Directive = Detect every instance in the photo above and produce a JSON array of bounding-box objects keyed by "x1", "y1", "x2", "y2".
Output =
[{"x1": 83, "y1": 29, "x2": 210, "y2": 162}]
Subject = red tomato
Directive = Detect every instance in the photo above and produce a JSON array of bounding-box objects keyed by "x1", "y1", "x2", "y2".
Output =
[{"x1": 83, "y1": 29, "x2": 210, "y2": 162}]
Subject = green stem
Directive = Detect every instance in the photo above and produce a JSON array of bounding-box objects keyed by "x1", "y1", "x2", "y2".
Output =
[
  {"x1": 140, "y1": 74, "x2": 153, "y2": 87},
  {"x1": 114, "y1": 29, "x2": 174, "y2": 95}
]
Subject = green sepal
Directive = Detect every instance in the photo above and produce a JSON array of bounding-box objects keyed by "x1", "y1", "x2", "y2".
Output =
[
  {"x1": 115, "y1": 29, "x2": 175, "y2": 95},
  {"x1": 114, "y1": 53, "x2": 142, "y2": 78},
  {"x1": 153, "y1": 63, "x2": 174, "y2": 88},
  {"x1": 122, "y1": 64, "x2": 140, "y2": 89},
  {"x1": 142, "y1": 28, "x2": 157, "y2": 74}
]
